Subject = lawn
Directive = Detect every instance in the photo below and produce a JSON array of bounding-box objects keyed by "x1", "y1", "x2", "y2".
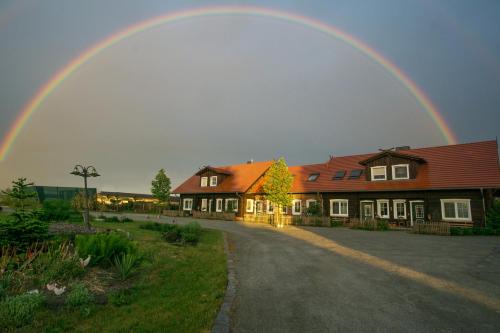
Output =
[{"x1": 12, "y1": 221, "x2": 227, "y2": 333}]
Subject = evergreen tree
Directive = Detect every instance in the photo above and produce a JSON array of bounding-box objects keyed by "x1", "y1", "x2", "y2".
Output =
[
  {"x1": 2, "y1": 178, "x2": 38, "y2": 211},
  {"x1": 151, "y1": 169, "x2": 171, "y2": 212},
  {"x1": 263, "y1": 158, "x2": 293, "y2": 228}
]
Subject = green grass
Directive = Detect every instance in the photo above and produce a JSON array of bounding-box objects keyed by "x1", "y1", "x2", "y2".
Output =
[{"x1": 16, "y1": 221, "x2": 227, "y2": 333}]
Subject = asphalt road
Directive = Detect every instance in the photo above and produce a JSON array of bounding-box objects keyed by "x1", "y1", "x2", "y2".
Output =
[{"x1": 100, "y1": 213, "x2": 500, "y2": 332}]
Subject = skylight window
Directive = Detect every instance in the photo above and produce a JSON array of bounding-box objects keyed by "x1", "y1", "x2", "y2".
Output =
[
  {"x1": 349, "y1": 169, "x2": 363, "y2": 179},
  {"x1": 308, "y1": 173, "x2": 320, "y2": 181},
  {"x1": 332, "y1": 170, "x2": 346, "y2": 180}
]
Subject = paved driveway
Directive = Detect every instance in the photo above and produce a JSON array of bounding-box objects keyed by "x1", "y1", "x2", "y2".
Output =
[{"x1": 107, "y1": 213, "x2": 500, "y2": 332}]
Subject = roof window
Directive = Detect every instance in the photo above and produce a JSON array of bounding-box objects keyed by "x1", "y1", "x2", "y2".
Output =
[{"x1": 307, "y1": 173, "x2": 320, "y2": 181}]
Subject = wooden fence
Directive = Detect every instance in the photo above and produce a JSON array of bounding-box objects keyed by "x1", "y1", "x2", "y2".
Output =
[
  {"x1": 412, "y1": 221, "x2": 450, "y2": 235},
  {"x1": 162, "y1": 210, "x2": 188, "y2": 217},
  {"x1": 192, "y1": 211, "x2": 236, "y2": 221}
]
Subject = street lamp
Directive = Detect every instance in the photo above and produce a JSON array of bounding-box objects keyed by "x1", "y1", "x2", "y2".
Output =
[{"x1": 71, "y1": 165, "x2": 100, "y2": 230}]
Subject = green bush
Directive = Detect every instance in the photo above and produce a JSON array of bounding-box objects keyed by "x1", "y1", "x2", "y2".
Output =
[
  {"x1": 109, "y1": 288, "x2": 136, "y2": 307},
  {"x1": 40, "y1": 199, "x2": 73, "y2": 222},
  {"x1": 0, "y1": 272, "x2": 13, "y2": 300},
  {"x1": 0, "y1": 214, "x2": 49, "y2": 249},
  {"x1": 113, "y1": 253, "x2": 141, "y2": 280},
  {"x1": 65, "y1": 283, "x2": 94, "y2": 307},
  {"x1": 120, "y1": 217, "x2": 133, "y2": 223},
  {"x1": 75, "y1": 232, "x2": 137, "y2": 267},
  {"x1": 180, "y1": 222, "x2": 202, "y2": 244},
  {"x1": 329, "y1": 218, "x2": 343, "y2": 227},
  {"x1": 38, "y1": 256, "x2": 84, "y2": 285},
  {"x1": 0, "y1": 292, "x2": 44, "y2": 329},
  {"x1": 376, "y1": 219, "x2": 389, "y2": 231},
  {"x1": 140, "y1": 222, "x2": 177, "y2": 233},
  {"x1": 486, "y1": 201, "x2": 500, "y2": 231},
  {"x1": 161, "y1": 229, "x2": 181, "y2": 243},
  {"x1": 306, "y1": 202, "x2": 322, "y2": 217}
]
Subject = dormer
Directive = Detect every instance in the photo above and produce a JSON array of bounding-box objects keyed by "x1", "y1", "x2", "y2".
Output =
[
  {"x1": 195, "y1": 166, "x2": 232, "y2": 187},
  {"x1": 359, "y1": 149, "x2": 425, "y2": 181}
]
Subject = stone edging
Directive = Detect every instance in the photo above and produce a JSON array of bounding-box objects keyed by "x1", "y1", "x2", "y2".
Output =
[{"x1": 211, "y1": 232, "x2": 237, "y2": 333}]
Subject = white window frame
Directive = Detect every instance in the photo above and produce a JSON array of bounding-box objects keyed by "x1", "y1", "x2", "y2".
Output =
[
  {"x1": 371, "y1": 166, "x2": 387, "y2": 181},
  {"x1": 330, "y1": 199, "x2": 348, "y2": 217},
  {"x1": 306, "y1": 199, "x2": 317, "y2": 208},
  {"x1": 292, "y1": 199, "x2": 302, "y2": 216},
  {"x1": 200, "y1": 177, "x2": 208, "y2": 187},
  {"x1": 393, "y1": 199, "x2": 407, "y2": 219},
  {"x1": 216, "y1": 198, "x2": 223, "y2": 212},
  {"x1": 282, "y1": 205, "x2": 288, "y2": 214},
  {"x1": 440, "y1": 199, "x2": 472, "y2": 222},
  {"x1": 246, "y1": 199, "x2": 254, "y2": 213},
  {"x1": 255, "y1": 200, "x2": 264, "y2": 213},
  {"x1": 376, "y1": 199, "x2": 390, "y2": 218},
  {"x1": 225, "y1": 198, "x2": 238, "y2": 212},
  {"x1": 210, "y1": 176, "x2": 217, "y2": 187},
  {"x1": 183, "y1": 198, "x2": 193, "y2": 211},
  {"x1": 392, "y1": 164, "x2": 409, "y2": 180},
  {"x1": 201, "y1": 198, "x2": 208, "y2": 212},
  {"x1": 266, "y1": 200, "x2": 274, "y2": 214}
]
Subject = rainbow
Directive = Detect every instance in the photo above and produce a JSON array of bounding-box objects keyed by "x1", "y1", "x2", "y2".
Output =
[{"x1": 0, "y1": 5, "x2": 458, "y2": 161}]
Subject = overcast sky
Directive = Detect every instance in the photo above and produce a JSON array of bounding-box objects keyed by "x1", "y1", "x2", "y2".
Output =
[{"x1": 1, "y1": 0, "x2": 499, "y2": 193}]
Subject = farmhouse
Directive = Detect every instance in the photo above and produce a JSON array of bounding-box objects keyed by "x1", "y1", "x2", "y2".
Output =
[{"x1": 172, "y1": 140, "x2": 500, "y2": 227}]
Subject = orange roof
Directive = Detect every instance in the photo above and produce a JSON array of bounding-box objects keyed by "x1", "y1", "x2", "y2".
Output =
[
  {"x1": 290, "y1": 140, "x2": 500, "y2": 193},
  {"x1": 173, "y1": 160, "x2": 273, "y2": 194}
]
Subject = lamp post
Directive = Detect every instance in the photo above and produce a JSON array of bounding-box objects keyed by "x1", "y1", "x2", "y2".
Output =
[{"x1": 70, "y1": 165, "x2": 100, "y2": 230}]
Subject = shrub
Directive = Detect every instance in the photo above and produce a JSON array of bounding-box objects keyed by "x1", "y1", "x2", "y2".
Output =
[
  {"x1": 0, "y1": 214, "x2": 49, "y2": 250},
  {"x1": 376, "y1": 219, "x2": 389, "y2": 231},
  {"x1": 180, "y1": 222, "x2": 202, "y2": 244},
  {"x1": 113, "y1": 253, "x2": 141, "y2": 280},
  {"x1": 75, "y1": 232, "x2": 137, "y2": 267},
  {"x1": 40, "y1": 199, "x2": 73, "y2": 222},
  {"x1": 120, "y1": 217, "x2": 133, "y2": 223},
  {"x1": 0, "y1": 292, "x2": 44, "y2": 329},
  {"x1": 105, "y1": 216, "x2": 121, "y2": 223},
  {"x1": 486, "y1": 201, "x2": 500, "y2": 231},
  {"x1": 0, "y1": 272, "x2": 13, "y2": 300},
  {"x1": 306, "y1": 202, "x2": 322, "y2": 217},
  {"x1": 140, "y1": 222, "x2": 177, "y2": 233},
  {"x1": 109, "y1": 288, "x2": 136, "y2": 306},
  {"x1": 65, "y1": 283, "x2": 94, "y2": 307},
  {"x1": 162, "y1": 229, "x2": 181, "y2": 243}
]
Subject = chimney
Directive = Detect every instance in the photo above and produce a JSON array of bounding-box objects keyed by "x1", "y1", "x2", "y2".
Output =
[{"x1": 395, "y1": 146, "x2": 410, "y2": 151}]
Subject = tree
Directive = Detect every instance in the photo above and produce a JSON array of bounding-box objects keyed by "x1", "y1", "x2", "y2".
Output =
[
  {"x1": 1, "y1": 178, "x2": 38, "y2": 211},
  {"x1": 151, "y1": 169, "x2": 171, "y2": 213},
  {"x1": 263, "y1": 158, "x2": 293, "y2": 228}
]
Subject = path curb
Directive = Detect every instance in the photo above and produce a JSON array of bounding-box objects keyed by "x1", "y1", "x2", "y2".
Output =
[{"x1": 212, "y1": 232, "x2": 237, "y2": 333}]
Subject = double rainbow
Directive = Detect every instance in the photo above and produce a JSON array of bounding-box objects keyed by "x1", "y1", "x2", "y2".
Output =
[{"x1": 0, "y1": 5, "x2": 458, "y2": 161}]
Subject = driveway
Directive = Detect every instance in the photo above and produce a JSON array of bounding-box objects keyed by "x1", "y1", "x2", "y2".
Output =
[{"x1": 102, "y1": 213, "x2": 500, "y2": 332}]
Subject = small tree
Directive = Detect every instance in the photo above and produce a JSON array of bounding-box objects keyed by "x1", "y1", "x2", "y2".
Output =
[
  {"x1": 151, "y1": 169, "x2": 171, "y2": 214},
  {"x1": 263, "y1": 158, "x2": 293, "y2": 228},
  {"x1": 1, "y1": 178, "x2": 38, "y2": 211}
]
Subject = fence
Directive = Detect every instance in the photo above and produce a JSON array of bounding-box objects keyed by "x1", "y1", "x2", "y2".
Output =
[
  {"x1": 413, "y1": 221, "x2": 450, "y2": 235},
  {"x1": 192, "y1": 211, "x2": 236, "y2": 221},
  {"x1": 162, "y1": 210, "x2": 188, "y2": 217}
]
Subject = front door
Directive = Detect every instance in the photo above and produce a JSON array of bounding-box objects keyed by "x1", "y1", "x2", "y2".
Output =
[
  {"x1": 410, "y1": 201, "x2": 425, "y2": 226},
  {"x1": 360, "y1": 201, "x2": 374, "y2": 221}
]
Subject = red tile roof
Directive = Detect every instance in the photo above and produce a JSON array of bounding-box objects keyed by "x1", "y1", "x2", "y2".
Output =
[
  {"x1": 173, "y1": 161, "x2": 273, "y2": 194},
  {"x1": 290, "y1": 140, "x2": 500, "y2": 193}
]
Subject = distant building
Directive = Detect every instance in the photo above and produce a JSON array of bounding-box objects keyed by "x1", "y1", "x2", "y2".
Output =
[
  {"x1": 97, "y1": 191, "x2": 179, "y2": 212},
  {"x1": 31, "y1": 186, "x2": 97, "y2": 203}
]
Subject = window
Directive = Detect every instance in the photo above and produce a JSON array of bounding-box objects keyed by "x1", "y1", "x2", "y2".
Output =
[
  {"x1": 371, "y1": 166, "x2": 387, "y2": 181},
  {"x1": 377, "y1": 200, "x2": 389, "y2": 218},
  {"x1": 183, "y1": 198, "x2": 193, "y2": 211},
  {"x1": 392, "y1": 164, "x2": 409, "y2": 180},
  {"x1": 349, "y1": 169, "x2": 363, "y2": 179},
  {"x1": 333, "y1": 170, "x2": 346, "y2": 180},
  {"x1": 200, "y1": 177, "x2": 208, "y2": 187},
  {"x1": 441, "y1": 199, "x2": 471, "y2": 221},
  {"x1": 282, "y1": 205, "x2": 288, "y2": 214},
  {"x1": 255, "y1": 201, "x2": 264, "y2": 213},
  {"x1": 306, "y1": 199, "x2": 317, "y2": 208},
  {"x1": 246, "y1": 199, "x2": 254, "y2": 213},
  {"x1": 216, "y1": 198, "x2": 223, "y2": 212},
  {"x1": 210, "y1": 176, "x2": 217, "y2": 186},
  {"x1": 225, "y1": 198, "x2": 238, "y2": 212},
  {"x1": 308, "y1": 173, "x2": 320, "y2": 181},
  {"x1": 266, "y1": 200, "x2": 274, "y2": 214},
  {"x1": 393, "y1": 200, "x2": 406, "y2": 219},
  {"x1": 330, "y1": 199, "x2": 348, "y2": 217},
  {"x1": 201, "y1": 198, "x2": 208, "y2": 212},
  {"x1": 292, "y1": 200, "x2": 302, "y2": 215}
]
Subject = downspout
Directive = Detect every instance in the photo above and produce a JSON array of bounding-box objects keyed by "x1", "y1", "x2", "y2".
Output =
[{"x1": 480, "y1": 188, "x2": 486, "y2": 227}]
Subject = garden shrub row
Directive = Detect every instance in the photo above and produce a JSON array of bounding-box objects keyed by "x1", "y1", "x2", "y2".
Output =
[{"x1": 140, "y1": 222, "x2": 202, "y2": 245}]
